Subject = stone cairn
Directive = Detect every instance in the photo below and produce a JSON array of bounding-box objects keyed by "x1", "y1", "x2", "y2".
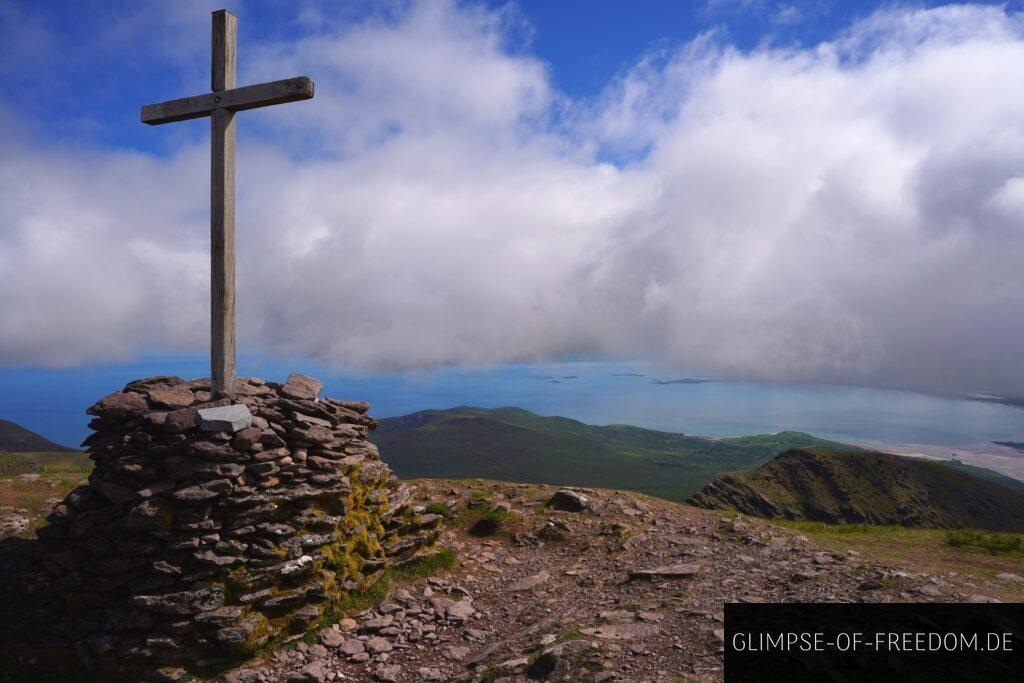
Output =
[{"x1": 5, "y1": 374, "x2": 441, "y2": 680}]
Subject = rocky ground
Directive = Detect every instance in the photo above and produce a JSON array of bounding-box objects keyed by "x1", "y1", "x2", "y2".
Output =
[
  {"x1": 204, "y1": 479, "x2": 1023, "y2": 683},
  {"x1": 3, "y1": 474, "x2": 1023, "y2": 682},
  {"x1": 0, "y1": 472, "x2": 70, "y2": 537}
]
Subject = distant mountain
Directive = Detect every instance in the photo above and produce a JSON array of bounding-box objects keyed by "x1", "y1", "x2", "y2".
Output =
[
  {"x1": 688, "y1": 449, "x2": 1024, "y2": 532},
  {"x1": 973, "y1": 394, "x2": 1024, "y2": 410},
  {"x1": 0, "y1": 419, "x2": 74, "y2": 453},
  {"x1": 372, "y1": 406, "x2": 862, "y2": 502}
]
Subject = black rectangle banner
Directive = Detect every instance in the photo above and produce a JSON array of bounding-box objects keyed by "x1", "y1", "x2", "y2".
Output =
[{"x1": 725, "y1": 603, "x2": 1024, "y2": 682}]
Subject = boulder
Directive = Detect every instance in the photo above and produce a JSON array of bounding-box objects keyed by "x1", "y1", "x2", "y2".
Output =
[
  {"x1": 548, "y1": 489, "x2": 589, "y2": 512},
  {"x1": 507, "y1": 570, "x2": 550, "y2": 592},
  {"x1": 581, "y1": 622, "x2": 660, "y2": 640},
  {"x1": 287, "y1": 661, "x2": 328, "y2": 683},
  {"x1": 339, "y1": 638, "x2": 365, "y2": 656},
  {"x1": 131, "y1": 586, "x2": 225, "y2": 615},
  {"x1": 318, "y1": 628, "x2": 345, "y2": 648},
  {"x1": 164, "y1": 406, "x2": 201, "y2": 433},
  {"x1": 88, "y1": 391, "x2": 149, "y2": 418},
  {"x1": 0, "y1": 511, "x2": 29, "y2": 538},
  {"x1": 148, "y1": 387, "x2": 195, "y2": 409},
  {"x1": 281, "y1": 373, "x2": 324, "y2": 400},
  {"x1": 365, "y1": 636, "x2": 393, "y2": 654},
  {"x1": 373, "y1": 665, "x2": 402, "y2": 682},
  {"x1": 447, "y1": 598, "x2": 475, "y2": 621}
]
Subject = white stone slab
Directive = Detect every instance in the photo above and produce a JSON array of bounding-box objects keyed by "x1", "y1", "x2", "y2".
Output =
[{"x1": 196, "y1": 404, "x2": 252, "y2": 433}]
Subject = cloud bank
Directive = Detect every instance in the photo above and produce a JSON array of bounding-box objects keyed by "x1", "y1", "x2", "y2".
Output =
[{"x1": 1, "y1": 1, "x2": 1022, "y2": 394}]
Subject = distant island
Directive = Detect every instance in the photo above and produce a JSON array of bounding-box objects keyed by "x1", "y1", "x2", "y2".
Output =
[
  {"x1": 651, "y1": 377, "x2": 713, "y2": 385},
  {"x1": 970, "y1": 393, "x2": 1024, "y2": 410}
]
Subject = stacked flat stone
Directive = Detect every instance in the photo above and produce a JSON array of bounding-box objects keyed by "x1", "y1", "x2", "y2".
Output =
[{"x1": 26, "y1": 373, "x2": 441, "y2": 678}]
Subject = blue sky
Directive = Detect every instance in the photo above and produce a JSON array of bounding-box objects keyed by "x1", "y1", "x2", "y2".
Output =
[
  {"x1": 2, "y1": 0, "x2": 1024, "y2": 405},
  {"x1": 7, "y1": 0, "x2": 1017, "y2": 154},
  {"x1": 505, "y1": 1, "x2": 918, "y2": 94}
]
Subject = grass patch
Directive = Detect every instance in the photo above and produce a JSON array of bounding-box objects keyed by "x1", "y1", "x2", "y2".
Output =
[
  {"x1": 0, "y1": 452, "x2": 35, "y2": 475},
  {"x1": 25, "y1": 452, "x2": 92, "y2": 472},
  {"x1": 467, "y1": 489, "x2": 491, "y2": 506},
  {"x1": 0, "y1": 474, "x2": 81, "y2": 521},
  {"x1": 425, "y1": 502, "x2": 447, "y2": 516},
  {"x1": 329, "y1": 575, "x2": 393, "y2": 617},
  {"x1": 0, "y1": 451, "x2": 91, "y2": 477},
  {"x1": 945, "y1": 530, "x2": 1024, "y2": 556},
  {"x1": 469, "y1": 506, "x2": 508, "y2": 537},
  {"x1": 774, "y1": 521, "x2": 914, "y2": 536},
  {"x1": 556, "y1": 627, "x2": 584, "y2": 643},
  {"x1": 317, "y1": 549, "x2": 457, "y2": 625},
  {"x1": 771, "y1": 519, "x2": 1024, "y2": 587},
  {"x1": 391, "y1": 548, "x2": 458, "y2": 581},
  {"x1": 276, "y1": 548, "x2": 458, "y2": 654}
]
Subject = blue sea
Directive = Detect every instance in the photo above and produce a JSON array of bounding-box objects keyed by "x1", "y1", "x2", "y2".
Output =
[{"x1": 2, "y1": 357, "x2": 1022, "y2": 478}]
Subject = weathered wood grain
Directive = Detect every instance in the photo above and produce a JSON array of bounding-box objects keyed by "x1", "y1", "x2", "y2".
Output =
[
  {"x1": 211, "y1": 106, "x2": 236, "y2": 398},
  {"x1": 140, "y1": 77, "x2": 314, "y2": 125},
  {"x1": 212, "y1": 10, "x2": 237, "y2": 92},
  {"x1": 211, "y1": 10, "x2": 237, "y2": 397}
]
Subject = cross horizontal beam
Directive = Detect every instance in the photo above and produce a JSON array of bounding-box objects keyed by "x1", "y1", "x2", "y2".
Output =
[{"x1": 141, "y1": 76, "x2": 314, "y2": 125}]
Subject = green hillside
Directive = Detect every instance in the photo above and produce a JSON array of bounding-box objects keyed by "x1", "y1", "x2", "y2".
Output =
[
  {"x1": 0, "y1": 419, "x2": 75, "y2": 453},
  {"x1": 688, "y1": 449, "x2": 1024, "y2": 532},
  {"x1": 372, "y1": 406, "x2": 862, "y2": 502}
]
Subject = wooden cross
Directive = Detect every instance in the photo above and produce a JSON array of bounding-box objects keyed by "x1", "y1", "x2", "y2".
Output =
[{"x1": 141, "y1": 10, "x2": 314, "y2": 397}]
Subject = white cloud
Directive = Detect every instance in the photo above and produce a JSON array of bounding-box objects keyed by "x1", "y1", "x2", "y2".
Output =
[
  {"x1": 1, "y1": 1, "x2": 1022, "y2": 395},
  {"x1": 773, "y1": 5, "x2": 804, "y2": 25}
]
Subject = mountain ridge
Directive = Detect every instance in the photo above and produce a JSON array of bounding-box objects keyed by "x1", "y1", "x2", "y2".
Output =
[{"x1": 688, "y1": 448, "x2": 1024, "y2": 532}]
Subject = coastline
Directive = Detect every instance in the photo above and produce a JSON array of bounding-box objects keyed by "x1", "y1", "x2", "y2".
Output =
[{"x1": 848, "y1": 439, "x2": 1024, "y2": 482}]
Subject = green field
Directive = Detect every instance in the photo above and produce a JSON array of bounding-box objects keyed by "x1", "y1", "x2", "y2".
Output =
[
  {"x1": 771, "y1": 519, "x2": 1024, "y2": 588},
  {"x1": 372, "y1": 406, "x2": 863, "y2": 502},
  {"x1": 0, "y1": 451, "x2": 92, "y2": 476},
  {"x1": 0, "y1": 451, "x2": 92, "y2": 534}
]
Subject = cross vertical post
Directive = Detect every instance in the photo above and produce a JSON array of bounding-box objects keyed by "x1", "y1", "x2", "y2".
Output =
[
  {"x1": 211, "y1": 10, "x2": 237, "y2": 397},
  {"x1": 141, "y1": 10, "x2": 313, "y2": 395}
]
